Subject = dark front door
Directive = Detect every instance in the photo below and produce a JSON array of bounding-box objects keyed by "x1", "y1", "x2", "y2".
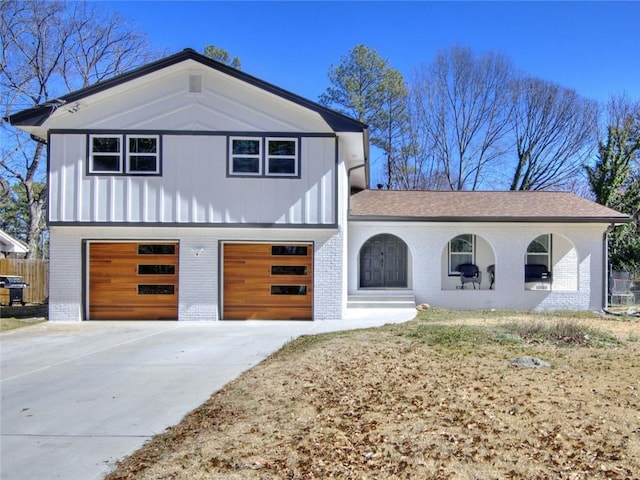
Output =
[{"x1": 360, "y1": 234, "x2": 408, "y2": 288}]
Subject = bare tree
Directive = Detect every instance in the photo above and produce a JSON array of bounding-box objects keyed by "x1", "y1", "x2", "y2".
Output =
[
  {"x1": 1, "y1": 0, "x2": 153, "y2": 257},
  {"x1": 387, "y1": 96, "x2": 449, "y2": 190},
  {"x1": 412, "y1": 46, "x2": 514, "y2": 190},
  {"x1": 509, "y1": 77, "x2": 598, "y2": 190}
]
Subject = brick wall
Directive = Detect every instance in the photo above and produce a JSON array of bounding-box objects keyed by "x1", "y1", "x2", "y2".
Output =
[
  {"x1": 348, "y1": 221, "x2": 607, "y2": 311},
  {"x1": 48, "y1": 226, "x2": 344, "y2": 322}
]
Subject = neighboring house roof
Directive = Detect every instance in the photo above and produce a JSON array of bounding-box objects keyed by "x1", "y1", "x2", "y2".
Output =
[
  {"x1": 4, "y1": 48, "x2": 367, "y2": 135},
  {"x1": 349, "y1": 190, "x2": 631, "y2": 223},
  {"x1": 0, "y1": 229, "x2": 29, "y2": 254}
]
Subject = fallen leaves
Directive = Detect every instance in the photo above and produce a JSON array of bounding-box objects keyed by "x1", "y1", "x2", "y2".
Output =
[{"x1": 106, "y1": 320, "x2": 640, "y2": 480}]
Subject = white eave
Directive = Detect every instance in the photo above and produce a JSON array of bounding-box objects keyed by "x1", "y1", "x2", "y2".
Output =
[{"x1": 0, "y1": 230, "x2": 29, "y2": 254}]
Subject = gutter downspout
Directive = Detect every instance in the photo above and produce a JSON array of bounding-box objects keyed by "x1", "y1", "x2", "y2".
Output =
[
  {"x1": 346, "y1": 125, "x2": 370, "y2": 214},
  {"x1": 362, "y1": 127, "x2": 370, "y2": 190},
  {"x1": 603, "y1": 223, "x2": 616, "y2": 311}
]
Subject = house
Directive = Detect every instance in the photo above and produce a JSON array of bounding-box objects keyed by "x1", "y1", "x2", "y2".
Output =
[
  {"x1": 348, "y1": 190, "x2": 628, "y2": 311},
  {"x1": 5, "y1": 49, "x2": 629, "y2": 321},
  {"x1": 0, "y1": 229, "x2": 29, "y2": 258}
]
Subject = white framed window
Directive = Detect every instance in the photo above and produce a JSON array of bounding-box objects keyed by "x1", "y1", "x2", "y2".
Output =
[
  {"x1": 126, "y1": 135, "x2": 159, "y2": 174},
  {"x1": 228, "y1": 136, "x2": 300, "y2": 177},
  {"x1": 89, "y1": 135, "x2": 123, "y2": 173},
  {"x1": 89, "y1": 134, "x2": 161, "y2": 175},
  {"x1": 229, "y1": 137, "x2": 262, "y2": 175},
  {"x1": 449, "y1": 234, "x2": 475, "y2": 275},
  {"x1": 266, "y1": 138, "x2": 298, "y2": 176},
  {"x1": 526, "y1": 234, "x2": 551, "y2": 268}
]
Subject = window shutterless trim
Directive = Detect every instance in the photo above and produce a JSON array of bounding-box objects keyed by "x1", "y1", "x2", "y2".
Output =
[
  {"x1": 525, "y1": 233, "x2": 552, "y2": 269},
  {"x1": 227, "y1": 135, "x2": 301, "y2": 179},
  {"x1": 125, "y1": 135, "x2": 161, "y2": 175},
  {"x1": 88, "y1": 134, "x2": 123, "y2": 174},
  {"x1": 86, "y1": 133, "x2": 162, "y2": 177},
  {"x1": 228, "y1": 136, "x2": 262, "y2": 176},
  {"x1": 448, "y1": 234, "x2": 475, "y2": 276},
  {"x1": 265, "y1": 137, "x2": 299, "y2": 177}
]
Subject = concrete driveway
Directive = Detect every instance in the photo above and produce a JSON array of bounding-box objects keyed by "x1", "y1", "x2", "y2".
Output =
[{"x1": 0, "y1": 309, "x2": 415, "y2": 480}]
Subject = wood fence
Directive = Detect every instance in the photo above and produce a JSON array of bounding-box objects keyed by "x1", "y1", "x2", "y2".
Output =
[{"x1": 0, "y1": 259, "x2": 49, "y2": 305}]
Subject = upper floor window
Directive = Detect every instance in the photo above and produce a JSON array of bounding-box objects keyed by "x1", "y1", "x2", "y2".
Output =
[
  {"x1": 90, "y1": 135, "x2": 122, "y2": 173},
  {"x1": 449, "y1": 234, "x2": 475, "y2": 275},
  {"x1": 266, "y1": 138, "x2": 297, "y2": 176},
  {"x1": 89, "y1": 134, "x2": 160, "y2": 175},
  {"x1": 229, "y1": 136, "x2": 299, "y2": 177},
  {"x1": 127, "y1": 136, "x2": 159, "y2": 173},
  {"x1": 229, "y1": 138, "x2": 262, "y2": 175}
]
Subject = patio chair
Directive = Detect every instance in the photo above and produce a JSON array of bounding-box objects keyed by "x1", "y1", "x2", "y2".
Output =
[
  {"x1": 524, "y1": 264, "x2": 552, "y2": 288},
  {"x1": 487, "y1": 264, "x2": 495, "y2": 290},
  {"x1": 457, "y1": 263, "x2": 481, "y2": 289},
  {"x1": 611, "y1": 277, "x2": 634, "y2": 305}
]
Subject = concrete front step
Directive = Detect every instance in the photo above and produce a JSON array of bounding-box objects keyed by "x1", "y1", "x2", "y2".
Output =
[{"x1": 347, "y1": 294, "x2": 416, "y2": 309}]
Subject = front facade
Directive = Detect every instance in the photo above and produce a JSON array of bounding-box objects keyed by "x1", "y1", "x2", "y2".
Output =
[
  {"x1": 8, "y1": 49, "x2": 367, "y2": 321},
  {"x1": 348, "y1": 191, "x2": 628, "y2": 312},
  {"x1": 6, "y1": 50, "x2": 629, "y2": 321}
]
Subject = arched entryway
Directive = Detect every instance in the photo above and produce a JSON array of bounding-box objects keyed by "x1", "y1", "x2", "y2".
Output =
[{"x1": 359, "y1": 234, "x2": 408, "y2": 288}]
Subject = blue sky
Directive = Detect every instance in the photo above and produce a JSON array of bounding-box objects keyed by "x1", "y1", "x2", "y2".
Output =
[{"x1": 104, "y1": 1, "x2": 640, "y2": 104}]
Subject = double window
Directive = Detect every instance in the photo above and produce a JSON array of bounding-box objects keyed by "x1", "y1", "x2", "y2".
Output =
[
  {"x1": 89, "y1": 134, "x2": 160, "y2": 175},
  {"x1": 229, "y1": 137, "x2": 299, "y2": 177}
]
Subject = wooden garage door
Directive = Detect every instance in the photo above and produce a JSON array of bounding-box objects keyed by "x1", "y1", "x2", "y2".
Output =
[
  {"x1": 88, "y1": 242, "x2": 179, "y2": 320},
  {"x1": 223, "y1": 243, "x2": 313, "y2": 320}
]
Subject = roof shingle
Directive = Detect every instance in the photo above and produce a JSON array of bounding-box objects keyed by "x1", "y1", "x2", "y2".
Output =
[{"x1": 349, "y1": 190, "x2": 629, "y2": 223}]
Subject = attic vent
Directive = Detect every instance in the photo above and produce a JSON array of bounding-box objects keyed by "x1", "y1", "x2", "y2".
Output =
[{"x1": 189, "y1": 74, "x2": 202, "y2": 93}]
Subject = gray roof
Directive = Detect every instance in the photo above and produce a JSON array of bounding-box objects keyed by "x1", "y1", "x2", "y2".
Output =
[{"x1": 349, "y1": 190, "x2": 630, "y2": 223}]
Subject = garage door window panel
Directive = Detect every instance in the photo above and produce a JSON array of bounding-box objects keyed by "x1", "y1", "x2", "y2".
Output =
[
  {"x1": 138, "y1": 284, "x2": 175, "y2": 295},
  {"x1": 271, "y1": 265, "x2": 308, "y2": 275},
  {"x1": 138, "y1": 244, "x2": 176, "y2": 255},
  {"x1": 272, "y1": 245, "x2": 308, "y2": 256},
  {"x1": 271, "y1": 285, "x2": 307, "y2": 295},
  {"x1": 137, "y1": 265, "x2": 176, "y2": 275}
]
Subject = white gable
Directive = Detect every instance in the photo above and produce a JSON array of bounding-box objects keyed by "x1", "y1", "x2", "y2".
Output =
[{"x1": 42, "y1": 59, "x2": 333, "y2": 133}]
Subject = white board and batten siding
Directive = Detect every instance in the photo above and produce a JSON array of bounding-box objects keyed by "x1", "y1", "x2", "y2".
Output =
[{"x1": 48, "y1": 134, "x2": 337, "y2": 225}]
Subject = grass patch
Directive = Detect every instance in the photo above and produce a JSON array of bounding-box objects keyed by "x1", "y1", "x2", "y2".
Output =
[
  {"x1": 0, "y1": 317, "x2": 45, "y2": 332},
  {"x1": 502, "y1": 320, "x2": 622, "y2": 347},
  {"x1": 402, "y1": 318, "x2": 621, "y2": 348},
  {"x1": 415, "y1": 308, "x2": 521, "y2": 322},
  {"x1": 405, "y1": 324, "x2": 492, "y2": 346},
  {"x1": 416, "y1": 308, "x2": 603, "y2": 323}
]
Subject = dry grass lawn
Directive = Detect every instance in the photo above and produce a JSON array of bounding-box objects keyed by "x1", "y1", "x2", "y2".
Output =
[
  {"x1": 106, "y1": 310, "x2": 640, "y2": 480},
  {"x1": 0, "y1": 317, "x2": 46, "y2": 331}
]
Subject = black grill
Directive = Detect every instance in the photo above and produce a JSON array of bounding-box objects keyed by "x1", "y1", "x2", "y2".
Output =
[{"x1": 0, "y1": 276, "x2": 29, "y2": 306}]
